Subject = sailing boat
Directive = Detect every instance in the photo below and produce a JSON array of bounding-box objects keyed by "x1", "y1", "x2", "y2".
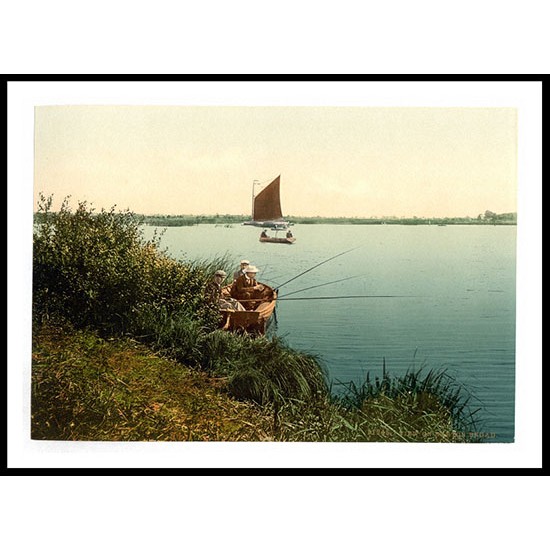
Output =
[
  {"x1": 243, "y1": 175, "x2": 296, "y2": 243},
  {"x1": 243, "y1": 175, "x2": 290, "y2": 229}
]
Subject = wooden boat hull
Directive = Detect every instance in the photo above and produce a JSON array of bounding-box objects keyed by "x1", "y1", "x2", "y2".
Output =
[
  {"x1": 259, "y1": 236, "x2": 296, "y2": 244},
  {"x1": 220, "y1": 284, "x2": 277, "y2": 335},
  {"x1": 243, "y1": 220, "x2": 289, "y2": 229}
]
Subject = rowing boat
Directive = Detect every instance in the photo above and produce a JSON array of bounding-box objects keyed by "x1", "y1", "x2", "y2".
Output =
[
  {"x1": 259, "y1": 236, "x2": 296, "y2": 245},
  {"x1": 219, "y1": 283, "x2": 277, "y2": 335}
]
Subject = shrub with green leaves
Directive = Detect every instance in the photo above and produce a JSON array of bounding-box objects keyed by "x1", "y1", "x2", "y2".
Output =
[{"x1": 33, "y1": 194, "x2": 219, "y2": 334}]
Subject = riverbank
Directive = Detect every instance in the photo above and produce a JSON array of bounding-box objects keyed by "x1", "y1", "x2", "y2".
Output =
[
  {"x1": 32, "y1": 322, "x2": 477, "y2": 442},
  {"x1": 138, "y1": 213, "x2": 517, "y2": 227},
  {"x1": 31, "y1": 323, "x2": 273, "y2": 441},
  {"x1": 34, "y1": 211, "x2": 516, "y2": 227}
]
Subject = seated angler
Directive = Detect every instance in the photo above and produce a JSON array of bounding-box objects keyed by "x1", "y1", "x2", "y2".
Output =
[
  {"x1": 231, "y1": 265, "x2": 268, "y2": 309},
  {"x1": 205, "y1": 270, "x2": 244, "y2": 311},
  {"x1": 233, "y1": 259, "x2": 250, "y2": 282}
]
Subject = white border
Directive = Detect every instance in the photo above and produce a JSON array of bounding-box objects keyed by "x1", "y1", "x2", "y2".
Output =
[{"x1": 8, "y1": 80, "x2": 542, "y2": 469}]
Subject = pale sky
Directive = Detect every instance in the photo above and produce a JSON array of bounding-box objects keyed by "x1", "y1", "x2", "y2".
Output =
[{"x1": 34, "y1": 105, "x2": 517, "y2": 218}]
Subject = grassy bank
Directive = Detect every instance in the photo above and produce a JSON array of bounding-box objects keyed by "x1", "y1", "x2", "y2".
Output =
[
  {"x1": 31, "y1": 195, "x2": 482, "y2": 442},
  {"x1": 32, "y1": 322, "x2": 478, "y2": 442},
  {"x1": 31, "y1": 323, "x2": 273, "y2": 441}
]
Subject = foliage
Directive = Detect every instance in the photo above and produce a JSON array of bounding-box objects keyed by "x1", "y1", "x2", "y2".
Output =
[
  {"x1": 284, "y1": 214, "x2": 516, "y2": 226},
  {"x1": 130, "y1": 306, "x2": 210, "y2": 366},
  {"x1": 33, "y1": 194, "x2": 219, "y2": 334},
  {"x1": 212, "y1": 334, "x2": 328, "y2": 405},
  {"x1": 252, "y1": 363, "x2": 482, "y2": 442},
  {"x1": 141, "y1": 214, "x2": 249, "y2": 226},
  {"x1": 127, "y1": 305, "x2": 328, "y2": 405}
]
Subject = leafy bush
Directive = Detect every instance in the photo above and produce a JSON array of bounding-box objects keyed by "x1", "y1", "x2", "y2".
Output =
[{"x1": 33, "y1": 194, "x2": 219, "y2": 334}]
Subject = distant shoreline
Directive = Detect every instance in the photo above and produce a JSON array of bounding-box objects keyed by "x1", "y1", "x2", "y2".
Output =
[
  {"x1": 32, "y1": 211, "x2": 517, "y2": 227},
  {"x1": 136, "y1": 213, "x2": 517, "y2": 227}
]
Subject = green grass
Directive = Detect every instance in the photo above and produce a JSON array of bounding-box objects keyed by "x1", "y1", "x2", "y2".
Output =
[
  {"x1": 32, "y1": 322, "x2": 481, "y2": 442},
  {"x1": 31, "y1": 323, "x2": 273, "y2": 441}
]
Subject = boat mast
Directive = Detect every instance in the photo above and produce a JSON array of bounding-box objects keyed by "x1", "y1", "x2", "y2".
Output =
[{"x1": 252, "y1": 179, "x2": 259, "y2": 220}]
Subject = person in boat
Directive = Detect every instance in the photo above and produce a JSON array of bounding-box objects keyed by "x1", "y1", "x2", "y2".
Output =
[
  {"x1": 230, "y1": 265, "x2": 270, "y2": 310},
  {"x1": 260, "y1": 230, "x2": 268, "y2": 238},
  {"x1": 205, "y1": 270, "x2": 244, "y2": 311},
  {"x1": 286, "y1": 229, "x2": 293, "y2": 238},
  {"x1": 233, "y1": 259, "x2": 250, "y2": 282}
]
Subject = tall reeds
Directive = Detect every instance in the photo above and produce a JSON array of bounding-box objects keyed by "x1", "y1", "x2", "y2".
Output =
[{"x1": 334, "y1": 364, "x2": 481, "y2": 441}]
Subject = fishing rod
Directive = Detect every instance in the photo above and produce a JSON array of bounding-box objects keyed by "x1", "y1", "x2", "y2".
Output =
[
  {"x1": 257, "y1": 265, "x2": 284, "y2": 288},
  {"x1": 274, "y1": 244, "x2": 364, "y2": 292},
  {"x1": 277, "y1": 295, "x2": 418, "y2": 301},
  {"x1": 260, "y1": 277, "x2": 283, "y2": 287},
  {"x1": 232, "y1": 294, "x2": 417, "y2": 306},
  {"x1": 279, "y1": 275, "x2": 365, "y2": 298}
]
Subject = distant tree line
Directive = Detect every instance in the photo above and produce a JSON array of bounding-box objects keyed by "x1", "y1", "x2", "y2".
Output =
[
  {"x1": 34, "y1": 210, "x2": 517, "y2": 227},
  {"x1": 141, "y1": 214, "x2": 250, "y2": 226},
  {"x1": 478, "y1": 210, "x2": 517, "y2": 223}
]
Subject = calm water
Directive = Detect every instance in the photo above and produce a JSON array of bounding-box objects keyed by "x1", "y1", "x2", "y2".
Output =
[{"x1": 141, "y1": 223, "x2": 516, "y2": 442}]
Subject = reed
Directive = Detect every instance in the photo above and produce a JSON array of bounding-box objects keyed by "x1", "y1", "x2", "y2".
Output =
[
  {"x1": 222, "y1": 336, "x2": 328, "y2": 405},
  {"x1": 334, "y1": 364, "x2": 481, "y2": 440}
]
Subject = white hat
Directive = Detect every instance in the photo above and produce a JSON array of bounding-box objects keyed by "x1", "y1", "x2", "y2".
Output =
[
  {"x1": 245, "y1": 265, "x2": 258, "y2": 273},
  {"x1": 214, "y1": 270, "x2": 227, "y2": 277},
  {"x1": 240, "y1": 259, "x2": 250, "y2": 265}
]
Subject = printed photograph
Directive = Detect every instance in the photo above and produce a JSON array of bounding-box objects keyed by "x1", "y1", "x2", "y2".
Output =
[{"x1": 31, "y1": 103, "x2": 517, "y2": 443}]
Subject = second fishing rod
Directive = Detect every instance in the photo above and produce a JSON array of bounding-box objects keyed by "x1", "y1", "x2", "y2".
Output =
[{"x1": 273, "y1": 244, "x2": 365, "y2": 294}]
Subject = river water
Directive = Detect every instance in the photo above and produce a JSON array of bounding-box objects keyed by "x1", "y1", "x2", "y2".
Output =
[{"x1": 141, "y1": 223, "x2": 516, "y2": 442}]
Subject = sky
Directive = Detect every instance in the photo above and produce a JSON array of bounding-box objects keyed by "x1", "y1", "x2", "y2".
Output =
[{"x1": 34, "y1": 105, "x2": 517, "y2": 219}]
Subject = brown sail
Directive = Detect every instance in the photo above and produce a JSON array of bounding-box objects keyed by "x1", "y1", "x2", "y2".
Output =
[{"x1": 253, "y1": 175, "x2": 284, "y2": 221}]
